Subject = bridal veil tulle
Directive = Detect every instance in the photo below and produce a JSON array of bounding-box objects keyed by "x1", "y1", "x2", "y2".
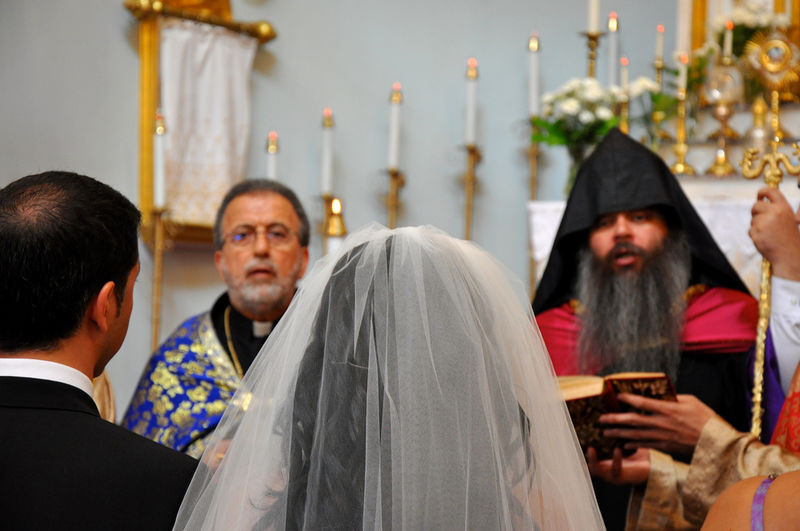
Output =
[{"x1": 174, "y1": 224, "x2": 602, "y2": 530}]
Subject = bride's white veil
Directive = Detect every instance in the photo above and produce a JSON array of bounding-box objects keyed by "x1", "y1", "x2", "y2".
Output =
[{"x1": 174, "y1": 224, "x2": 602, "y2": 530}]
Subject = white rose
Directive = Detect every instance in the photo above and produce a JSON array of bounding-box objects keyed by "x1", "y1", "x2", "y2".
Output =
[
  {"x1": 558, "y1": 98, "x2": 581, "y2": 116},
  {"x1": 629, "y1": 76, "x2": 659, "y2": 98},
  {"x1": 596, "y1": 106, "x2": 613, "y2": 121},
  {"x1": 542, "y1": 91, "x2": 556, "y2": 106},
  {"x1": 564, "y1": 78, "x2": 582, "y2": 92},
  {"x1": 583, "y1": 84, "x2": 605, "y2": 102},
  {"x1": 578, "y1": 110, "x2": 595, "y2": 124}
]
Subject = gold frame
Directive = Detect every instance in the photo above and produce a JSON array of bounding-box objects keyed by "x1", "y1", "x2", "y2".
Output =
[{"x1": 124, "y1": 0, "x2": 276, "y2": 245}]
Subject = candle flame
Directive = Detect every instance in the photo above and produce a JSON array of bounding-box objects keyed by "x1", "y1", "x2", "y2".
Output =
[
  {"x1": 725, "y1": 20, "x2": 734, "y2": 30},
  {"x1": 323, "y1": 107, "x2": 333, "y2": 118},
  {"x1": 528, "y1": 33, "x2": 539, "y2": 52},
  {"x1": 608, "y1": 12, "x2": 618, "y2": 31},
  {"x1": 268, "y1": 131, "x2": 278, "y2": 141},
  {"x1": 331, "y1": 198, "x2": 342, "y2": 215},
  {"x1": 155, "y1": 111, "x2": 166, "y2": 135},
  {"x1": 620, "y1": 56, "x2": 629, "y2": 66},
  {"x1": 467, "y1": 57, "x2": 478, "y2": 68},
  {"x1": 392, "y1": 82, "x2": 402, "y2": 92},
  {"x1": 680, "y1": 53, "x2": 689, "y2": 65},
  {"x1": 657, "y1": 24, "x2": 664, "y2": 33}
]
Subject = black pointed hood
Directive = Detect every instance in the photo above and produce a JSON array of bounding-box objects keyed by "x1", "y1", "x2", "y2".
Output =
[{"x1": 532, "y1": 128, "x2": 749, "y2": 314}]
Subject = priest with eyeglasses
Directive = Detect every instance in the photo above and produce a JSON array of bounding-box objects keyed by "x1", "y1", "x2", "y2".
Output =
[{"x1": 122, "y1": 179, "x2": 309, "y2": 458}]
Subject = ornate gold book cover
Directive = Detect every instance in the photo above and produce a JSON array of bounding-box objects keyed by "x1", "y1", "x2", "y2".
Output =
[{"x1": 559, "y1": 372, "x2": 676, "y2": 459}]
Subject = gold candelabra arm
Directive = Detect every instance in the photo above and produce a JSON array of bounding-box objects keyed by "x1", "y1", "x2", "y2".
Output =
[
  {"x1": 741, "y1": 148, "x2": 767, "y2": 179},
  {"x1": 386, "y1": 169, "x2": 406, "y2": 229},
  {"x1": 463, "y1": 144, "x2": 482, "y2": 240}
]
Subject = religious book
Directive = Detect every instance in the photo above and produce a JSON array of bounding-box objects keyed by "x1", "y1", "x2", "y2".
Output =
[{"x1": 558, "y1": 372, "x2": 677, "y2": 460}]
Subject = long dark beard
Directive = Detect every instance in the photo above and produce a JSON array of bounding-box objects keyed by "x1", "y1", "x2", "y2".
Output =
[{"x1": 575, "y1": 232, "x2": 691, "y2": 382}]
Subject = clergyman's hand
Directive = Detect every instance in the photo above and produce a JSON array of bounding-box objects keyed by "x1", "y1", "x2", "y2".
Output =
[
  {"x1": 598, "y1": 393, "x2": 715, "y2": 456},
  {"x1": 750, "y1": 186, "x2": 800, "y2": 281},
  {"x1": 586, "y1": 447, "x2": 650, "y2": 486}
]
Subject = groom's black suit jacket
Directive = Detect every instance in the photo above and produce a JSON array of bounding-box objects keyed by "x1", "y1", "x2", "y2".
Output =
[{"x1": 0, "y1": 376, "x2": 197, "y2": 530}]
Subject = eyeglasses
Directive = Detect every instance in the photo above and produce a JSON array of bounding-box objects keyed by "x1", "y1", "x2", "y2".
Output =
[{"x1": 223, "y1": 224, "x2": 298, "y2": 249}]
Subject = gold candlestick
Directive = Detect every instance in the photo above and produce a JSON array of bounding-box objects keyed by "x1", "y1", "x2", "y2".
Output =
[
  {"x1": 741, "y1": 140, "x2": 800, "y2": 438},
  {"x1": 320, "y1": 194, "x2": 333, "y2": 255},
  {"x1": 528, "y1": 118, "x2": 540, "y2": 298},
  {"x1": 651, "y1": 57, "x2": 675, "y2": 143},
  {"x1": 386, "y1": 169, "x2": 405, "y2": 229},
  {"x1": 581, "y1": 32, "x2": 605, "y2": 78},
  {"x1": 705, "y1": 101, "x2": 737, "y2": 177},
  {"x1": 670, "y1": 90, "x2": 696, "y2": 175},
  {"x1": 619, "y1": 94, "x2": 629, "y2": 134},
  {"x1": 463, "y1": 144, "x2": 482, "y2": 240},
  {"x1": 654, "y1": 57, "x2": 664, "y2": 88},
  {"x1": 151, "y1": 207, "x2": 167, "y2": 352}
]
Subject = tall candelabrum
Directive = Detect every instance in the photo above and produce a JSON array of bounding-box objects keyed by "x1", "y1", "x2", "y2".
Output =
[
  {"x1": 581, "y1": 32, "x2": 605, "y2": 78},
  {"x1": 386, "y1": 169, "x2": 405, "y2": 229},
  {"x1": 463, "y1": 144, "x2": 482, "y2": 240},
  {"x1": 670, "y1": 88, "x2": 696, "y2": 175},
  {"x1": 528, "y1": 118, "x2": 540, "y2": 298},
  {"x1": 741, "y1": 139, "x2": 800, "y2": 438},
  {"x1": 741, "y1": 29, "x2": 800, "y2": 438},
  {"x1": 151, "y1": 207, "x2": 167, "y2": 352},
  {"x1": 651, "y1": 57, "x2": 674, "y2": 142}
]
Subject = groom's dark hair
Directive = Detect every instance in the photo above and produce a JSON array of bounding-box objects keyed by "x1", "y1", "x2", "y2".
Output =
[{"x1": 0, "y1": 171, "x2": 140, "y2": 352}]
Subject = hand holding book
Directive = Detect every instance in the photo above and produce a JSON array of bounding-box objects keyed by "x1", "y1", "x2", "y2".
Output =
[
  {"x1": 599, "y1": 393, "x2": 716, "y2": 457},
  {"x1": 558, "y1": 372, "x2": 677, "y2": 460}
]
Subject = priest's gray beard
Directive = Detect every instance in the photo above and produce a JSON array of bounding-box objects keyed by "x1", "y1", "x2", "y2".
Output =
[{"x1": 575, "y1": 232, "x2": 691, "y2": 382}]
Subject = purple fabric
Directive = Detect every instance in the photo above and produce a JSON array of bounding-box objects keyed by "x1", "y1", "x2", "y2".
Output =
[
  {"x1": 750, "y1": 475, "x2": 777, "y2": 531},
  {"x1": 747, "y1": 328, "x2": 785, "y2": 442}
]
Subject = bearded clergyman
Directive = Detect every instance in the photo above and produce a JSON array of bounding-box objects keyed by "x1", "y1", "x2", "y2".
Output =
[
  {"x1": 122, "y1": 180, "x2": 309, "y2": 458},
  {"x1": 532, "y1": 128, "x2": 766, "y2": 530}
]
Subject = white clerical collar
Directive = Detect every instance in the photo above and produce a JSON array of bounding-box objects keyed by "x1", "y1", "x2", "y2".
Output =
[
  {"x1": 253, "y1": 320, "x2": 273, "y2": 338},
  {"x1": 0, "y1": 358, "x2": 94, "y2": 398}
]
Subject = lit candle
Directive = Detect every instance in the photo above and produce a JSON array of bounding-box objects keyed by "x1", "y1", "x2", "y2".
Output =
[
  {"x1": 656, "y1": 24, "x2": 665, "y2": 59},
  {"x1": 607, "y1": 13, "x2": 619, "y2": 87},
  {"x1": 620, "y1": 56, "x2": 629, "y2": 92},
  {"x1": 153, "y1": 112, "x2": 166, "y2": 209},
  {"x1": 465, "y1": 57, "x2": 478, "y2": 145},
  {"x1": 588, "y1": 0, "x2": 600, "y2": 32},
  {"x1": 678, "y1": 52, "x2": 689, "y2": 93},
  {"x1": 321, "y1": 108, "x2": 334, "y2": 195},
  {"x1": 266, "y1": 131, "x2": 278, "y2": 180},
  {"x1": 723, "y1": 20, "x2": 733, "y2": 58},
  {"x1": 387, "y1": 82, "x2": 402, "y2": 170},
  {"x1": 676, "y1": 0, "x2": 693, "y2": 57},
  {"x1": 528, "y1": 33, "x2": 540, "y2": 116}
]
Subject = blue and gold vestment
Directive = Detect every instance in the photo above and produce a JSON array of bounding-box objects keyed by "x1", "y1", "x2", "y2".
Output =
[{"x1": 122, "y1": 312, "x2": 240, "y2": 458}]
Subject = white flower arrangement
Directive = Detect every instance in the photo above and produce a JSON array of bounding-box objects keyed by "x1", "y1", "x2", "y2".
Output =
[
  {"x1": 711, "y1": 3, "x2": 790, "y2": 33},
  {"x1": 540, "y1": 77, "x2": 618, "y2": 130}
]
